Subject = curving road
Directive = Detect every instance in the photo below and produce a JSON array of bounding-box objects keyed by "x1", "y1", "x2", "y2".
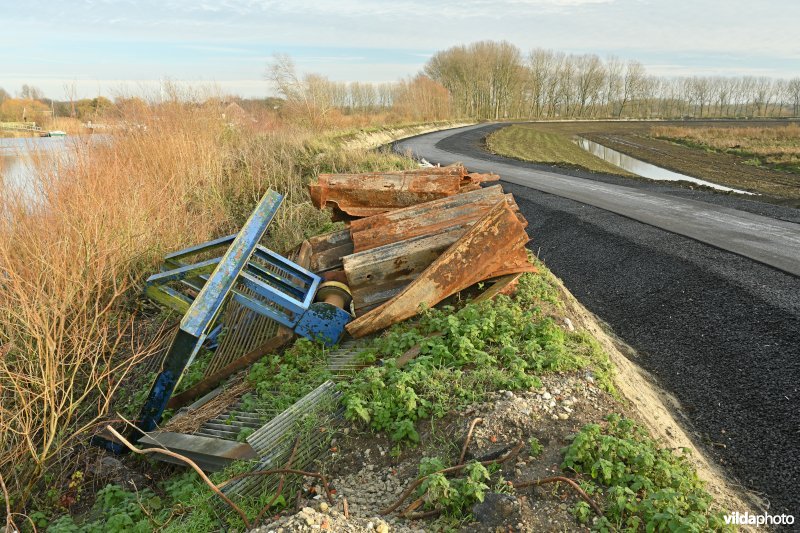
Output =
[
  {"x1": 395, "y1": 123, "x2": 800, "y2": 517},
  {"x1": 397, "y1": 124, "x2": 800, "y2": 277}
]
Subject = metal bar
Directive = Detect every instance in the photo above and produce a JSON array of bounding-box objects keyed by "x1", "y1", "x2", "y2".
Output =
[
  {"x1": 257, "y1": 245, "x2": 318, "y2": 284},
  {"x1": 232, "y1": 292, "x2": 295, "y2": 329},
  {"x1": 239, "y1": 271, "x2": 307, "y2": 318},
  {"x1": 181, "y1": 191, "x2": 283, "y2": 338},
  {"x1": 144, "y1": 285, "x2": 193, "y2": 315},
  {"x1": 145, "y1": 257, "x2": 220, "y2": 285},
  {"x1": 245, "y1": 261, "x2": 306, "y2": 300},
  {"x1": 164, "y1": 234, "x2": 236, "y2": 262}
]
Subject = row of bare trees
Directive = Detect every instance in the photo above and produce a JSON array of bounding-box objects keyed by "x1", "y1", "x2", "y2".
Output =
[
  {"x1": 267, "y1": 43, "x2": 800, "y2": 123},
  {"x1": 424, "y1": 41, "x2": 800, "y2": 120},
  {"x1": 267, "y1": 55, "x2": 451, "y2": 126}
]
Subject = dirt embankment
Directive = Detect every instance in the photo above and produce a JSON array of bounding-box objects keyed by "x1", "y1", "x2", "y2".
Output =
[{"x1": 341, "y1": 121, "x2": 475, "y2": 151}]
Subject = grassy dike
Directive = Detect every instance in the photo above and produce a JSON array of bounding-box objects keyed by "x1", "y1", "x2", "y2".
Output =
[{"x1": 4, "y1": 114, "x2": 752, "y2": 531}]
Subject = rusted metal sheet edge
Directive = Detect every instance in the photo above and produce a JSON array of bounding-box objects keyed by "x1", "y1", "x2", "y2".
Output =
[
  {"x1": 310, "y1": 174, "x2": 463, "y2": 215},
  {"x1": 348, "y1": 185, "x2": 506, "y2": 233},
  {"x1": 472, "y1": 273, "x2": 524, "y2": 303}
]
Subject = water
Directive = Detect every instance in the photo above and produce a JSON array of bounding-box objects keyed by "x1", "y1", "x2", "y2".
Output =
[
  {"x1": 0, "y1": 136, "x2": 72, "y2": 199},
  {"x1": 575, "y1": 137, "x2": 755, "y2": 195}
]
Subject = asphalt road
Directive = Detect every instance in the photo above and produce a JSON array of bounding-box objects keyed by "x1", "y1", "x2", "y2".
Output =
[
  {"x1": 397, "y1": 124, "x2": 800, "y2": 277},
  {"x1": 395, "y1": 124, "x2": 800, "y2": 516}
]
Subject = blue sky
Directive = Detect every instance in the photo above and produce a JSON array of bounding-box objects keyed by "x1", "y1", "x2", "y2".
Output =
[{"x1": 1, "y1": 0, "x2": 798, "y2": 99}]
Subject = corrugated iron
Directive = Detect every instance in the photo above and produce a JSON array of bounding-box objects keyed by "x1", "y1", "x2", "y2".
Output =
[
  {"x1": 349, "y1": 186, "x2": 522, "y2": 252},
  {"x1": 346, "y1": 201, "x2": 537, "y2": 338},
  {"x1": 309, "y1": 167, "x2": 466, "y2": 218}
]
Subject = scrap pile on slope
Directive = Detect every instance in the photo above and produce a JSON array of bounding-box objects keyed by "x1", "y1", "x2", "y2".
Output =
[{"x1": 305, "y1": 163, "x2": 537, "y2": 336}]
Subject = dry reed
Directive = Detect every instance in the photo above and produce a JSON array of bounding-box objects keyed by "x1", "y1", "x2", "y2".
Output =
[{"x1": 0, "y1": 90, "x2": 414, "y2": 513}]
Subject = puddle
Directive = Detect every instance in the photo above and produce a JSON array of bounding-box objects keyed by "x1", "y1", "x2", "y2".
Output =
[{"x1": 575, "y1": 137, "x2": 755, "y2": 195}]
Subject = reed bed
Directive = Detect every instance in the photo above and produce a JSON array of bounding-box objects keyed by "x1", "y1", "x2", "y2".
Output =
[
  {"x1": 0, "y1": 95, "x2": 413, "y2": 516},
  {"x1": 653, "y1": 123, "x2": 800, "y2": 169}
]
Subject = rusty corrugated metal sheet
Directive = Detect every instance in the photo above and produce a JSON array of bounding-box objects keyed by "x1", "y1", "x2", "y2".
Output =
[
  {"x1": 346, "y1": 201, "x2": 537, "y2": 338},
  {"x1": 309, "y1": 167, "x2": 467, "y2": 218},
  {"x1": 349, "y1": 186, "x2": 522, "y2": 252}
]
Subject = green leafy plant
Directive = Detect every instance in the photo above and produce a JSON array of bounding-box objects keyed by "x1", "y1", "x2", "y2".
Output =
[
  {"x1": 415, "y1": 458, "x2": 491, "y2": 520},
  {"x1": 561, "y1": 414, "x2": 731, "y2": 531},
  {"x1": 528, "y1": 436, "x2": 544, "y2": 458},
  {"x1": 341, "y1": 271, "x2": 614, "y2": 444}
]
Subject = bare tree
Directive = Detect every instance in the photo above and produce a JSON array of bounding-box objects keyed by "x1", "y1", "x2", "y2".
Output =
[
  {"x1": 788, "y1": 78, "x2": 800, "y2": 116},
  {"x1": 619, "y1": 61, "x2": 645, "y2": 117}
]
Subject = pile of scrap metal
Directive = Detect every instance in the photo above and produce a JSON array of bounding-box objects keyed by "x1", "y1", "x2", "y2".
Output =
[
  {"x1": 309, "y1": 163, "x2": 501, "y2": 219},
  {"x1": 95, "y1": 164, "x2": 536, "y2": 509},
  {"x1": 307, "y1": 165, "x2": 535, "y2": 337}
]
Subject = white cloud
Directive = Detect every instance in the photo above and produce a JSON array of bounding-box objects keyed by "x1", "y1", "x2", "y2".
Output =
[{"x1": 2, "y1": 0, "x2": 798, "y2": 99}]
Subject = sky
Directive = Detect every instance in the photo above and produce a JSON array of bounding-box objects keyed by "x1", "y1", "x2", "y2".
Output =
[{"x1": 1, "y1": 0, "x2": 799, "y2": 99}]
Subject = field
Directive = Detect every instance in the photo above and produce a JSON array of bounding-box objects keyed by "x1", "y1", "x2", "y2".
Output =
[
  {"x1": 653, "y1": 123, "x2": 800, "y2": 173},
  {"x1": 487, "y1": 120, "x2": 800, "y2": 204},
  {"x1": 485, "y1": 125, "x2": 634, "y2": 176}
]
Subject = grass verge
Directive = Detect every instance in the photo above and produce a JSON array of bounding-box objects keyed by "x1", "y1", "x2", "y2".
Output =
[{"x1": 485, "y1": 124, "x2": 633, "y2": 176}]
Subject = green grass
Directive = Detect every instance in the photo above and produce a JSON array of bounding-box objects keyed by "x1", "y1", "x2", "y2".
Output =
[{"x1": 486, "y1": 124, "x2": 634, "y2": 176}]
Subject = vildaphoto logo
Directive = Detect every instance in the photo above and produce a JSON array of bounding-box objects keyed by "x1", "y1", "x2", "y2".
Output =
[{"x1": 724, "y1": 511, "x2": 795, "y2": 527}]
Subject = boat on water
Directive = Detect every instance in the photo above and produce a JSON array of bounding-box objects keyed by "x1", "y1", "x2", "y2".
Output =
[{"x1": 47, "y1": 130, "x2": 67, "y2": 137}]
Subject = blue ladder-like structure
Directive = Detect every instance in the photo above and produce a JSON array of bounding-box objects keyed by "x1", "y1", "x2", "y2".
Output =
[{"x1": 96, "y1": 190, "x2": 351, "y2": 450}]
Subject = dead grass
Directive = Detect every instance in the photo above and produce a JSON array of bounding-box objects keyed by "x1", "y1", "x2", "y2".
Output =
[
  {"x1": 0, "y1": 91, "x2": 416, "y2": 516},
  {"x1": 653, "y1": 123, "x2": 800, "y2": 172}
]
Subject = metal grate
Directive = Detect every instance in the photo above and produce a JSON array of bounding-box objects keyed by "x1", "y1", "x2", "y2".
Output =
[{"x1": 222, "y1": 380, "x2": 343, "y2": 500}]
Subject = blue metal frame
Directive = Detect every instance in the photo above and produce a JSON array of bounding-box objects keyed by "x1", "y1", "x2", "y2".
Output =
[
  {"x1": 104, "y1": 189, "x2": 351, "y2": 452},
  {"x1": 130, "y1": 190, "x2": 287, "y2": 438}
]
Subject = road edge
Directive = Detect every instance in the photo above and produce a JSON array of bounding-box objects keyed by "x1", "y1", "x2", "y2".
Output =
[{"x1": 554, "y1": 275, "x2": 763, "y2": 526}]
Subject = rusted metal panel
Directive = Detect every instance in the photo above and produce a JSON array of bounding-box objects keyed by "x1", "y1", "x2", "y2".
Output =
[
  {"x1": 349, "y1": 185, "x2": 504, "y2": 234},
  {"x1": 350, "y1": 190, "x2": 523, "y2": 253},
  {"x1": 308, "y1": 229, "x2": 354, "y2": 272},
  {"x1": 343, "y1": 227, "x2": 468, "y2": 314},
  {"x1": 463, "y1": 172, "x2": 500, "y2": 186},
  {"x1": 346, "y1": 201, "x2": 537, "y2": 338},
  {"x1": 309, "y1": 169, "x2": 464, "y2": 218}
]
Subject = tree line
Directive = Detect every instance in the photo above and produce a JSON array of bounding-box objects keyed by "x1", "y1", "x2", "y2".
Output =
[
  {"x1": 424, "y1": 42, "x2": 800, "y2": 120},
  {"x1": 268, "y1": 43, "x2": 800, "y2": 124},
  {"x1": 6, "y1": 41, "x2": 799, "y2": 127}
]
